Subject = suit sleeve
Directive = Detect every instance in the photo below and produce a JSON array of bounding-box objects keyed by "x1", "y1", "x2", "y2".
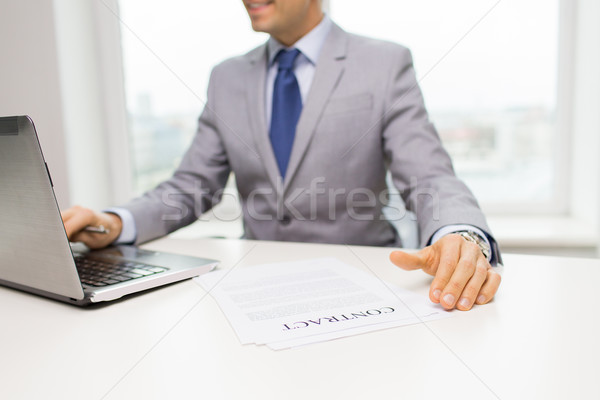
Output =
[
  {"x1": 381, "y1": 46, "x2": 501, "y2": 263},
  {"x1": 119, "y1": 67, "x2": 231, "y2": 244}
]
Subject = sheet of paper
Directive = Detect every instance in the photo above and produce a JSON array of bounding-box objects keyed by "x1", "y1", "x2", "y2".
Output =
[
  {"x1": 195, "y1": 258, "x2": 449, "y2": 348},
  {"x1": 266, "y1": 286, "x2": 446, "y2": 350}
]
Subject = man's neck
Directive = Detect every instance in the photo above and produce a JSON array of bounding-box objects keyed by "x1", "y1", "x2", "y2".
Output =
[{"x1": 272, "y1": 12, "x2": 324, "y2": 47}]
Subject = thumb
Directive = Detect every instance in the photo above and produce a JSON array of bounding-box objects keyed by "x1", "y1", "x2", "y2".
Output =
[{"x1": 389, "y1": 249, "x2": 428, "y2": 271}]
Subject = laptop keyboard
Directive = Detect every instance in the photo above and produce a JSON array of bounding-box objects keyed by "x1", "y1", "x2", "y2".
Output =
[{"x1": 75, "y1": 257, "x2": 167, "y2": 287}]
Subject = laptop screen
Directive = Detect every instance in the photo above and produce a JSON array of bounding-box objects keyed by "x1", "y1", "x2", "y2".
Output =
[{"x1": 0, "y1": 116, "x2": 84, "y2": 299}]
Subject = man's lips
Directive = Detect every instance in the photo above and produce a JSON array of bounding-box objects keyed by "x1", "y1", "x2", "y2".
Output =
[{"x1": 246, "y1": 1, "x2": 274, "y2": 14}]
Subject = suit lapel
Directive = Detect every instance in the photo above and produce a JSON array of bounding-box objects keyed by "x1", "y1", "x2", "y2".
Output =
[
  {"x1": 283, "y1": 24, "x2": 349, "y2": 192},
  {"x1": 245, "y1": 44, "x2": 281, "y2": 190}
]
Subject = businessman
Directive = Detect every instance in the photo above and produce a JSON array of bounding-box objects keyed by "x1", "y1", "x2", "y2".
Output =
[{"x1": 63, "y1": 0, "x2": 501, "y2": 311}]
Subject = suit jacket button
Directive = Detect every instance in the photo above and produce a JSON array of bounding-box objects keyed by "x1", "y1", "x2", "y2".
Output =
[{"x1": 280, "y1": 215, "x2": 291, "y2": 226}]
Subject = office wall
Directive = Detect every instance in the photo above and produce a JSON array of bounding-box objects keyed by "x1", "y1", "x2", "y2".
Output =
[
  {"x1": 0, "y1": 0, "x2": 130, "y2": 210},
  {"x1": 53, "y1": 0, "x2": 124, "y2": 210},
  {"x1": 0, "y1": 0, "x2": 70, "y2": 208}
]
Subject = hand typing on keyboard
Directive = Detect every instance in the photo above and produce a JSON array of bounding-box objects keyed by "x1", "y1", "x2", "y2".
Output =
[{"x1": 62, "y1": 206, "x2": 123, "y2": 249}]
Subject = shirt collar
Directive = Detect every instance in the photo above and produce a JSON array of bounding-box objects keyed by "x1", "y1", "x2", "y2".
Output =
[{"x1": 267, "y1": 14, "x2": 333, "y2": 67}]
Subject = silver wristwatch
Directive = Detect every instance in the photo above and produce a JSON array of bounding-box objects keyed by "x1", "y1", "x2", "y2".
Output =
[{"x1": 457, "y1": 230, "x2": 491, "y2": 260}]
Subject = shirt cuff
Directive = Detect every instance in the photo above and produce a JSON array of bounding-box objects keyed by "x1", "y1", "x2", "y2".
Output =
[
  {"x1": 430, "y1": 224, "x2": 493, "y2": 262},
  {"x1": 104, "y1": 207, "x2": 137, "y2": 244}
]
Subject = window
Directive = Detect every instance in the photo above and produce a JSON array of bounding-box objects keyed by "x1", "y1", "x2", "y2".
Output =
[
  {"x1": 330, "y1": 0, "x2": 561, "y2": 214},
  {"x1": 119, "y1": 0, "x2": 266, "y2": 194}
]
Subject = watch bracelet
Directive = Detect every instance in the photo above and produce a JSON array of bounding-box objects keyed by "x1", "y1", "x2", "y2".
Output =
[{"x1": 456, "y1": 230, "x2": 491, "y2": 259}]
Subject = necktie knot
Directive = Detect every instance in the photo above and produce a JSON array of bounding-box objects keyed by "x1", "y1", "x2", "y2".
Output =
[{"x1": 276, "y1": 49, "x2": 301, "y2": 71}]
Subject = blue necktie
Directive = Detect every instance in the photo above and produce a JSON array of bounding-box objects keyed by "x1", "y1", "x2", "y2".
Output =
[{"x1": 270, "y1": 49, "x2": 302, "y2": 178}]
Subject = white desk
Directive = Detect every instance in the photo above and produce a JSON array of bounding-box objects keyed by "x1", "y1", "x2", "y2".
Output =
[{"x1": 1, "y1": 238, "x2": 599, "y2": 400}]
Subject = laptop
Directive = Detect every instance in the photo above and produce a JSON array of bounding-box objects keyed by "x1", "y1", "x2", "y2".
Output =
[{"x1": 0, "y1": 115, "x2": 218, "y2": 306}]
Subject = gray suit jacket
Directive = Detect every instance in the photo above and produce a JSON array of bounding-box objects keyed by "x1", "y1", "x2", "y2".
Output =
[{"x1": 122, "y1": 23, "x2": 500, "y2": 261}]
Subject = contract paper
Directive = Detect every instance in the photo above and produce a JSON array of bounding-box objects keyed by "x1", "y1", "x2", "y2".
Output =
[{"x1": 195, "y1": 258, "x2": 449, "y2": 349}]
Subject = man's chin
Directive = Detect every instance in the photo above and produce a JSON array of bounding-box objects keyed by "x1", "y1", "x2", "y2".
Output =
[{"x1": 249, "y1": 20, "x2": 273, "y2": 35}]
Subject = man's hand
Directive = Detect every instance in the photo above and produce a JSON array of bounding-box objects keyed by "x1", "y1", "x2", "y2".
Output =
[
  {"x1": 61, "y1": 206, "x2": 123, "y2": 249},
  {"x1": 389, "y1": 234, "x2": 501, "y2": 311}
]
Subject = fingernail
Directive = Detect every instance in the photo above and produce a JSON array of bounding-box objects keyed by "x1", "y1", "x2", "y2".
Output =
[
  {"x1": 477, "y1": 295, "x2": 486, "y2": 304},
  {"x1": 433, "y1": 289, "x2": 441, "y2": 300},
  {"x1": 443, "y1": 293, "x2": 455, "y2": 306},
  {"x1": 459, "y1": 297, "x2": 470, "y2": 308}
]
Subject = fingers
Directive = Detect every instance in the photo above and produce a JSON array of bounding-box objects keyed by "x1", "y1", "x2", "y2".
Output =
[
  {"x1": 437, "y1": 239, "x2": 481, "y2": 308},
  {"x1": 474, "y1": 268, "x2": 502, "y2": 305},
  {"x1": 61, "y1": 206, "x2": 122, "y2": 249},
  {"x1": 428, "y1": 235, "x2": 462, "y2": 303},
  {"x1": 61, "y1": 206, "x2": 97, "y2": 239},
  {"x1": 389, "y1": 248, "x2": 430, "y2": 271},
  {"x1": 455, "y1": 257, "x2": 489, "y2": 311}
]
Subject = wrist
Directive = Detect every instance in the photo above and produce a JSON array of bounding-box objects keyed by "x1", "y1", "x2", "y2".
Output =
[{"x1": 103, "y1": 212, "x2": 123, "y2": 239}]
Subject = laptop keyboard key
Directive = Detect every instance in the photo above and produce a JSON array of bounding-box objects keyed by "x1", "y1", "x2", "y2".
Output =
[
  {"x1": 75, "y1": 257, "x2": 169, "y2": 287},
  {"x1": 130, "y1": 268, "x2": 153, "y2": 276},
  {"x1": 123, "y1": 272, "x2": 143, "y2": 279}
]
